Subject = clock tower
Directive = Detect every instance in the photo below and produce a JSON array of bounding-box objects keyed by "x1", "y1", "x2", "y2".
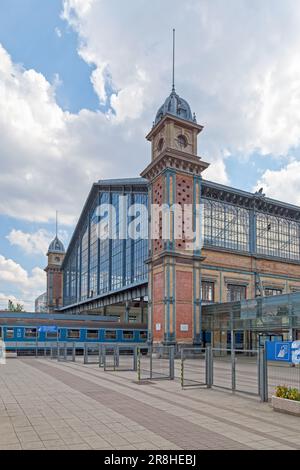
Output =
[
  {"x1": 45, "y1": 221, "x2": 65, "y2": 312},
  {"x1": 141, "y1": 34, "x2": 210, "y2": 345}
]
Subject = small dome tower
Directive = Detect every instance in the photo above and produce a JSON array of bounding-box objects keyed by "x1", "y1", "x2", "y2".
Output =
[{"x1": 45, "y1": 212, "x2": 65, "y2": 312}]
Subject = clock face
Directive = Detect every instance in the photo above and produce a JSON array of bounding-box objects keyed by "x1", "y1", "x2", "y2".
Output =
[{"x1": 176, "y1": 134, "x2": 188, "y2": 149}]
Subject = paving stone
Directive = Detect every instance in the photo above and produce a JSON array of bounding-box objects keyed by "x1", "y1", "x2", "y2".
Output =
[{"x1": 0, "y1": 358, "x2": 298, "y2": 451}]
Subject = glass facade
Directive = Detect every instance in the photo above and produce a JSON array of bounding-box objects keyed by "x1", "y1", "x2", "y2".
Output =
[
  {"x1": 203, "y1": 199, "x2": 250, "y2": 252},
  {"x1": 203, "y1": 198, "x2": 300, "y2": 261},
  {"x1": 63, "y1": 180, "x2": 300, "y2": 308},
  {"x1": 256, "y1": 213, "x2": 300, "y2": 260},
  {"x1": 202, "y1": 293, "x2": 300, "y2": 334},
  {"x1": 63, "y1": 188, "x2": 148, "y2": 307}
]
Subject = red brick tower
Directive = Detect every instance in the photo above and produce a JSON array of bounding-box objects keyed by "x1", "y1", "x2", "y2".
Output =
[
  {"x1": 45, "y1": 224, "x2": 65, "y2": 312},
  {"x1": 141, "y1": 85, "x2": 210, "y2": 345}
]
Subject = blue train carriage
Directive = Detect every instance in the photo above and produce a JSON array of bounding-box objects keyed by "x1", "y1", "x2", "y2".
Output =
[{"x1": 0, "y1": 312, "x2": 148, "y2": 352}]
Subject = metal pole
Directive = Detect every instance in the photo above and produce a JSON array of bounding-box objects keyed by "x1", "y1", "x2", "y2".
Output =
[
  {"x1": 72, "y1": 342, "x2": 76, "y2": 362},
  {"x1": 98, "y1": 344, "x2": 101, "y2": 367},
  {"x1": 133, "y1": 346, "x2": 138, "y2": 372},
  {"x1": 169, "y1": 346, "x2": 175, "y2": 380},
  {"x1": 84, "y1": 343, "x2": 88, "y2": 364},
  {"x1": 150, "y1": 345, "x2": 153, "y2": 380},
  {"x1": 206, "y1": 345, "x2": 213, "y2": 388},
  {"x1": 180, "y1": 348, "x2": 184, "y2": 388},
  {"x1": 259, "y1": 345, "x2": 268, "y2": 402},
  {"x1": 115, "y1": 345, "x2": 119, "y2": 368},
  {"x1": 137, "y1": 348, "x2": 141, "y2": 381},
  {"x1": 231, "y1": 349, "x2": 236, "y2": 391}
]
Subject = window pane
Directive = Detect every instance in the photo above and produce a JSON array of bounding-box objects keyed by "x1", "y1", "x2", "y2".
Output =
[
  {"x1": 86, "y1": 329, "x2": 98, "y2": 339},
  {"x1": 203, "y1": 199, "x2": 249, "y2": 252},
  {"x1": 201, "y1": 281, "x2": 215, "y2": 302},
  {"x1": 25, "y1": 328, "x2": 37, "y2": 338},
  {"x1": 67, "y1": 329, "x2": 80, "y2": 339},
  {"x1": 105, "y1": 330, "x2": 117, "y2": 340},
  {"x1": 227, "y1": 284, "x2": 246, "y2": 302},
  {"x1": 123, "y1": 330, "x2": 134, "y2": 340}
]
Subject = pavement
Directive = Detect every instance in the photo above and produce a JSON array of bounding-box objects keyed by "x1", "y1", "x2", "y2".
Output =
[{"x1": 0, "y1": 357, "x2": 299, "y2": 450}]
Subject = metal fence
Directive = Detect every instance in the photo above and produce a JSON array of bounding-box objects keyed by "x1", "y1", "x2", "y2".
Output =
[
  {"x1": 180, "y1": 348, "x2": 207, "y2": 388},
  {"x1": 137, "y1": 345, "x2": 175, "y2": 381},
  {"x1": 84, "y1": 343, "x2": 102, "y2": 365},
  {"x1": 267, "y1": 362, "x2": 300, "y2": 399},
  {"x1": 211, "y1": 348, "x2": 260, "y2": 396},
  {"x1": 179, "y1": 345, "x2": 268, "y2": 400}
]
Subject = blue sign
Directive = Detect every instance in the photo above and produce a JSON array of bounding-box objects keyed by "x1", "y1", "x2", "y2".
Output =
[
  {"x1": 266, "y1": 341, "x2": 292, "y2": 362},
  {"x1": 38, "y1": 326, "x2": 58, "y2": 333}
]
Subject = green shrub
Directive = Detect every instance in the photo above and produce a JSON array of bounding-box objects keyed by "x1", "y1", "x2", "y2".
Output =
[{"x1": 275, "y1": 385, "x2": 300, "y2": 401}]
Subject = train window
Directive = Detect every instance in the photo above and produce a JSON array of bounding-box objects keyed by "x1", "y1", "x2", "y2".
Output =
[
  {"x1": 123, "y1": 331, "x2": 134, "y2": 340},
  {"x1": 86, "y1": 330, "x2": 98, "y2": 339},
  {"x1": 67, "y1": 329, "x2": 80, "y2": 339},
  {"x1": 6, "y1": 328, "x2": 14, "y2": 339},
  {"x1": 46, "y1": 331, "x2": 58, "y2": 339},
  {"x1": 139, "y1": 331, "x2": 147, "y2": 340},
  {"x1": 105, "y1": 330, "x2": 117, "y2": 340},
  {"x1": 25, "y1": 328, "x2": 37, "y2": 338}
]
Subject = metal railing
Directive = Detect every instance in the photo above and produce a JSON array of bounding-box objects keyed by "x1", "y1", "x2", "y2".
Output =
[
  {"x1": 180, "y1": 347, "x2": 207, "y2": 388},
  {"x1": 137, "y1": 345, "x2": 175, "y2": 381}
]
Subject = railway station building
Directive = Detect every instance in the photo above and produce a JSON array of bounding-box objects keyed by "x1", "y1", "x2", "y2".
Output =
[{"x1": 44, "y1": 84, "x2": 300, "y2": 348}]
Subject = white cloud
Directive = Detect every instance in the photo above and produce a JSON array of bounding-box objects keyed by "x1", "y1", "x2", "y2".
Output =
[
  {"x1": 2, "y1": 0, "x2": 300, "y2": 228},
  {"x1": 0, "y1": 255, "x2": 46, "y2": 311},
  {"x1": 6, "y1": 229, "x2": 50, "y2": 256},
  {"x1": 254, "y1": 160, "x2": 300, "y2": 206},
  {"x1": 6, "y1": 229, "x2": 68, "y2": 256},
  {"x1": 62, "y1": 0, "x2": 300, "y2": 158}
]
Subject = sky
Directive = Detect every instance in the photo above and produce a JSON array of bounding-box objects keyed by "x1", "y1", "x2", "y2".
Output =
[{"x1": 1, "y1": 0, "x2": 300, "y2": 310}]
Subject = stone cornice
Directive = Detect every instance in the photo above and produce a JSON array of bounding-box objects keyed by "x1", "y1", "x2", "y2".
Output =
[{"x1": 141, "y1": 148, "x2": 210, "y2": 181}]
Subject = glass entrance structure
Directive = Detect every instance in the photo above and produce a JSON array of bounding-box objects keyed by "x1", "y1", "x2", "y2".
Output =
[{"x1": 202, "y1": 292, "x2": 300, "y2": 350}]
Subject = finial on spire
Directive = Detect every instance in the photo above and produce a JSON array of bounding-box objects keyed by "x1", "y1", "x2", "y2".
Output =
[
  {"x1": 172, "y1": 28, "x2": 176, "y2": 92},
  {"x1": 56, "y1": 211, "x2": 58, "y2": 238}
]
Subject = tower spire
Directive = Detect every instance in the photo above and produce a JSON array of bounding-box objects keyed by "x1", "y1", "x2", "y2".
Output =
[
  {"x1": 172, "y1": 28, "x2": 176, "y2": 92},
  {"x1": 56, "y1": 211, "x2": 58, "y2": 238}
]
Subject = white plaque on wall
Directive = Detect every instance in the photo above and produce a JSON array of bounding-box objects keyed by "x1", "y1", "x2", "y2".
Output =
[
  {"x1": 180, "y1": 324, "x2": 189, "y2": 332},
  {"x1": 155, "y1": 323, "x2": 161, "y2": 331}
]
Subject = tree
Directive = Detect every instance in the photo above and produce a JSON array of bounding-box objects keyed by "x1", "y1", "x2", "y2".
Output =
[{"x1": 8, "y1": 300, "x2": 25, "y2": 312}]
